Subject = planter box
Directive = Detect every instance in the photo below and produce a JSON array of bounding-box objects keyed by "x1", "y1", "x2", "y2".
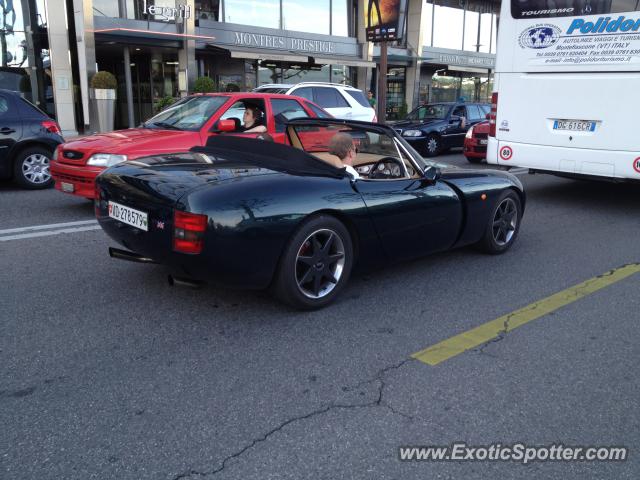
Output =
[{"x1": 91, "y1": 88, "x2": 116, "y2": 132}]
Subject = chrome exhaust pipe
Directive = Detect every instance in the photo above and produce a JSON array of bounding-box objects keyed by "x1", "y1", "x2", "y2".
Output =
[
  {"x1": 109, "y1": 247, "x2": 157, "y2": 264},
  {"x1": 168, "y1": 275, "x2": 203, "y2": 289}
]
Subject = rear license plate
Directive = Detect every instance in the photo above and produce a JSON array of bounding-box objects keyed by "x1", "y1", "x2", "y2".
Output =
[
  {"x1": 553, "y1": 120, "x2": 596, "y2": 132},
  {"x1": 61, "y1": 182, "x2": 74, "y2": 193},
  {"x1": 108, "y1": 201, "x2": 148, "y2": 231},
  {"x1": 479, "y1": 139, "x2": 488, "y2": 145}
]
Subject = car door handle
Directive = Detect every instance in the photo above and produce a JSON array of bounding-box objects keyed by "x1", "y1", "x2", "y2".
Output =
[{"x1": 0, "y1": 127, "x2": 15, "y2": 134}]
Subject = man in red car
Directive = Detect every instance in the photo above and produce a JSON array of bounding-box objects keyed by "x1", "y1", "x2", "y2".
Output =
[{"x1": 51, "y1": 93, "x2": 329, "y2": 199}]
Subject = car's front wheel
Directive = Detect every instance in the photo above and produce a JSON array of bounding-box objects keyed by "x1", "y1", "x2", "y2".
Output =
[
  {"x1": 477, "y1": 190, "x2": 522, "y2": 254},
  {"x1": 424, "y1": 134, "x2": 441, "y2": 157},
  {"x1": 13, "y1": 147, "x2": 54, "y2": 189},
  {"x1": 274, "y1": 215, "x2": 353, "y2": 310}
]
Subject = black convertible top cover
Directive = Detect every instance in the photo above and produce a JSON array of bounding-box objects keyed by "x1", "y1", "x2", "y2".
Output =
[{"x1": 191, "y1": 136, "x2": 347, "y2": 179}]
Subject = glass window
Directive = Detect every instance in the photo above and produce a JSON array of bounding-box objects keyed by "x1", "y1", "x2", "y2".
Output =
[
  {"x1": 225, "y1": 0, "x2": 280, "y2": 29},
  {"x1": 271, "y1": 98, "x2": 309, "y2": 132},
  {"x1": 306, "y1": 103, "x2": 331, "y2": 118},
  {"x1": 424, "y1": 1, "x2": 434, "y2": 47},
  {"x1": 313, "y1": 87, "x2": 349, "y2": 108},
  {"x1": 283, "y1": 0, "x2": 329, "y2": 34},
  {"x1": 293, "y1": 87, "x2": 314, "y2": 101},
  {"x1": 452, "y1": 105, "x2": 465, "y2": 117},
  {"x1": 466, "y1": 104, "x2": 481, "y2": 120},
  {"x1": 478, "y1": 13, "x2": 493, "y2": 53},
  {"x1": 511, "y1": 0, "x2": 640, "y2": 18},
  {"x1": 144, "y1": 95, "x2": 228, "y2": 131},
  {"x1": 93, "y1": 0, "x2": 120, "y2": 17},
  {"x1": 463, "y1": 10, "x2": 480, "y2": 52},
  {"x1": 433, "y1": 1, "x2": 464, "y2": 50},
  {"x1": 344, "y1": 89, "x2": 369, "y2": 108},
  {"x1": 331, "y1": 0, "x2": 349, "y2": 36},
  {"x1": 0, "y1": 96, "x2": 10, "y2": 116},
  {"x1": 407, "y1": 104, "x2": 449, "y2": 120}
]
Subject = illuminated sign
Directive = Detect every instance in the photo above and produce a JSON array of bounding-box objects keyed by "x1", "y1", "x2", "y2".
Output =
[{"x1": 143, "y1": 0, "x2": 192, "y2": 21}]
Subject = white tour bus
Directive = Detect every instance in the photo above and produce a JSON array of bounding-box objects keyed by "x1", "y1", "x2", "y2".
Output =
[{"x1": 487, "y1": 0, "x2": 640, "y2": 181}]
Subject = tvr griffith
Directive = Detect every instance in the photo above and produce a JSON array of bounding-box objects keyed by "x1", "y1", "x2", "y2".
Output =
[{"x1": 95, "y1": 119, "x2": 525, "y2": 309}]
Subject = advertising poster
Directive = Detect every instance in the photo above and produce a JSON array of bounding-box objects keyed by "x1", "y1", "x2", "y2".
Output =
[{"x1": 365, "y1": 0, "x2": 406, "y2": 42}]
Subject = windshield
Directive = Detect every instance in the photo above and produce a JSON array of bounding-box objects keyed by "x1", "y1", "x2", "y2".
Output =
[
  {"x1": 144, "y1": 96, "x2": 228, "y2": 131},
  {"x1": 406, "y1": 104, "x2": 450, "y2": 121}
]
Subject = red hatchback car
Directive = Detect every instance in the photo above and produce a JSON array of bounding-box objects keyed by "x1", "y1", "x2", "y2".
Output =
[
  {"x1": 51, "y1": 92, "x2": 330, "y2": 199},
  {"x1": 463, "y1": 120, "x2": 489, "y2": 163}
]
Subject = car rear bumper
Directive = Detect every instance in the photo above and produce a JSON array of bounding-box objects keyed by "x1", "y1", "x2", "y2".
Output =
[
  {"x1": 463, "y1": 138, "x2": 487, "y2": 158},
  {"x1": 51, "y1": 161, "x2": 104, "y2": 199}
]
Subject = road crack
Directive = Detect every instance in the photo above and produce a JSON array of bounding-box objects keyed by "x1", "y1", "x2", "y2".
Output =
[{"x1": 170, "y1": 358, "x2": 416, "y2": 479}]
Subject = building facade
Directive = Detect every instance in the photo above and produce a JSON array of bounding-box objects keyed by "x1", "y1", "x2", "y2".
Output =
[{"x1": 0, "y1": 0, "x2": 499, "y2": 133}]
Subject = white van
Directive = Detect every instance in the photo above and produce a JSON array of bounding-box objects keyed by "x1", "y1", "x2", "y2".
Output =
[{"x1": 487, "y1": 1, "x2": 640, "y2": 181}]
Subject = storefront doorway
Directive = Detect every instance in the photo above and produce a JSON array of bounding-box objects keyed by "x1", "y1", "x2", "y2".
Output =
[{"x1": 96, "y1": 46, "x2": 180, "y2": 129}]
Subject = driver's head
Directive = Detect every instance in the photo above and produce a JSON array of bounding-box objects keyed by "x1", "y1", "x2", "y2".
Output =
[
  {"x1": 243, "y1": 106, "x2": 263, "y2": 126},
  {"x1": 328, "y1": 132, "x2": 356, "y2": 166}
]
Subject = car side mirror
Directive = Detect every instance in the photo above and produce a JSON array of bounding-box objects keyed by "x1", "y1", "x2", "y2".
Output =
[
  {"x1": 211, "y1": 119, "x2": 236, "y2": 133},
  {"x1": 485, "y1": 112, "x2": 491, "y2": 120},
  {"x1": 422, "y1": 165, "x2": 441, "y2": 183}
]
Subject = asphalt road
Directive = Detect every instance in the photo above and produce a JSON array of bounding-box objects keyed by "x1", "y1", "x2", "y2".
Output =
[{"x1": 1, "y1": 151, "x2": 639, "y2": 479}]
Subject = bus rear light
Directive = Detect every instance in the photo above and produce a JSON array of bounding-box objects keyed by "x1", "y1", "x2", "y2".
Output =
[
  {"x1": 173, "y1": 210, "x2": 208, "y2": 254},
  {"x1": 489, "y1": 92, "x2": 498, "y2": 137}
]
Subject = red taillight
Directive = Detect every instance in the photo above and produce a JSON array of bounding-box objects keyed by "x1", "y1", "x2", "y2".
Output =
[
  {"x1": 173, "y1": 210, "x2": 208, "y2": 254},
  {"x1": 488, "y1": 92, "x2": 498, "y2": 137},
  {"x1": 42, "y1": 120, "x2": 61, "y2": 135}
]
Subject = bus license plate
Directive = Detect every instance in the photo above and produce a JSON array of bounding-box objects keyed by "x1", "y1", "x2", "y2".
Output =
[
  {"x1": 553, "y1": 120, "x2": 596, "y2": 132},
  {"x1": 108, "y1": 201, "x2": 148, "y2": 231}
]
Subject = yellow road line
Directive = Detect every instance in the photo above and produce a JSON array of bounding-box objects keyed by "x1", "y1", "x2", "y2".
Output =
[{"x1": 412, "y1": 263, "x2": 640, "y2": 366}]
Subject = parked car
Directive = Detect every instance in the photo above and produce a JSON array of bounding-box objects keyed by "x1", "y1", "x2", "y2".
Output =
[
  {"x1": 464, "y1": 120, "x2": 490, "y2": 163},
  {"x1": 253, "y1": 82, "x2": 376, "y2": 122},
  {"x1": 51, "y1": 92, "x2": 331, "y2": 199},
  {"x1": 392, "y1": 102, "x2": 490, "y2": 157},
  {"x1": 96, "y1": 118, "x2": 525, "y2": 310},
  {"x1": 0, "y1": 88, "x2": 63, "y2": 189}
]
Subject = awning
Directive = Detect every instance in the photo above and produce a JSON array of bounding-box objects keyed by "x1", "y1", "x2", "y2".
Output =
[
  {"x1": 312, "y1": 57, "x2": 376, "y2": 68},
  {"x1": 229, "y1": 50, "x2": 309, "y2": 63},
  {"x1": 447, "y1": 65, "x2": 491, "y2": 73},
  {"x1": 221, "y1": 46, "x2": 375, "y2": 67}
]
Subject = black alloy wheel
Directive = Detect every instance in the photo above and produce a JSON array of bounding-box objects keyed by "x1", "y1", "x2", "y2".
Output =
[
  {"x1": 274, "y1": 215, "x2": 353, "y2": 309},
  {"x1": 477, "y1": 190, "x2": 522, "y2": 254}
]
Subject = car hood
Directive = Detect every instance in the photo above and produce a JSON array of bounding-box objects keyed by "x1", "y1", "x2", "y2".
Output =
[{"x1": 60, "y1": 128, "x2": 201, "y2": 160}]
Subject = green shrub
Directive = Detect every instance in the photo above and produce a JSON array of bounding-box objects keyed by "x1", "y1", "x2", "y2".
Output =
[
  {"x1": 91, "y1": 71, "x2": 117, "y2": 90},
  {"x1": 194, "y1": 76, "x2": 216, "y2": 93},
  {"x1": 154, "y1": 96, "x2": 176, "y2": 113}
]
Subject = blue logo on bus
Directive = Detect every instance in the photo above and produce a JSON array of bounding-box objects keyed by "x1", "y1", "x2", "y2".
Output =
[{"x1": 519, "y1": 25, "x2": 561, "y2": 49}]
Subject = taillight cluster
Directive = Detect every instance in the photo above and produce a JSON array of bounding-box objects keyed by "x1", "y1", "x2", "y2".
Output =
[
  {"x1": 42, "y1": 120, "x2": 62, "y2": 135},
  {"x1": 488, "y1": 92, "x2": 498, "y2": 137},
  {"x1": 173, "y1": 210, "x2": 208, "y2": 254}
]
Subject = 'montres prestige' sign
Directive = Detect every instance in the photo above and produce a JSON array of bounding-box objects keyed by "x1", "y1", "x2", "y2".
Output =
[
  {"x1": 143, "y1": 0, "x2": 192, "y2": 20},
  {"x1": 233, "y1": 32, "x2": 336, "y2": 54}
]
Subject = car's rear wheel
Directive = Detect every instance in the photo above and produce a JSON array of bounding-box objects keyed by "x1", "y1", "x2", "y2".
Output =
[
  {"x1": 274, "y1": 215, "x2": 353, "y2": 310},
  {"x1": 424, "y1": 134, "x2": 441, "y2": 157},
  {"x1": 465, "y1": 155, "x2": 482, "y2": 164},
  {"x1": 477, "y1": 190, "x2": 522, "y2": 254},
  {"x1": 13, "y1": 147, "x2": 53, "y2": 189}
]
